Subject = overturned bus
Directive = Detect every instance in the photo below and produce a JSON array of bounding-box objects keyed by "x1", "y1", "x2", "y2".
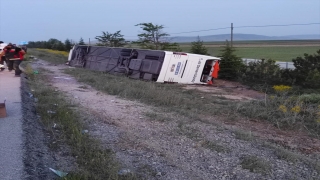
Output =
[{"x1": 68, "y1": 45, "x2": 220, "y2": 84}]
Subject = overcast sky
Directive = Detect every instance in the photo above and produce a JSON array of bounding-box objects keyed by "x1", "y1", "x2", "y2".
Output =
[{"x1": 0, "y1": 0, "x2": 319, "y2": 44}]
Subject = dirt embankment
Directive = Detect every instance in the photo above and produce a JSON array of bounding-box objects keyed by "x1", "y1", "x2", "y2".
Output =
[{"x1": 25, "y1": 59, "x2": 320, "y2": 180}]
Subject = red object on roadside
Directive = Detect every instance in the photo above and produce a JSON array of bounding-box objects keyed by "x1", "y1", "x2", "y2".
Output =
[{"x1": 211, "y1": 61, "x2": 220, "y2": 79}]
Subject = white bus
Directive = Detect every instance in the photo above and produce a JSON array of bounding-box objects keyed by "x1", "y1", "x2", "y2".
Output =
[{"x1": 68, "y1": 45, "x2": 220, "y2": 85}]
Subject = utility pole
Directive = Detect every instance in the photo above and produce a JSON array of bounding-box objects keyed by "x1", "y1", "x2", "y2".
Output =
[
  {"x1": 89, "y1": 38, "x2": 91, "y2": 46},
  {"x1": 231, "y1": 23, "x2": 233, "y2": 47}
]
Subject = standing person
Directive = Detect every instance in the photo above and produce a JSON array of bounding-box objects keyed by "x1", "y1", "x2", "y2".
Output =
[
  {"x1": 13, "y1": 47, "x2": 25, "y2": 76},
  {"x1": 0, "y1": 44, "x2": 25, "y2": 76},
  {"x1": 0, "y1": 44, "x2": 14, "y2": 71}
]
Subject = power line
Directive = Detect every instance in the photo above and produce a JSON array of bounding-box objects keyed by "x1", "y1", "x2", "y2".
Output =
[
  {"x1": 170, "y1": 27, "x2": 230, "y2": 35},
  {"x1": 95, "y1": 22, "x2": 320, "y2": 39},
  {"x1": 167, "y1": 22, "x2": 320, "y2": 35},
  {"x1": 236, "y1": 23, "x2": 320, "y2": 28}
]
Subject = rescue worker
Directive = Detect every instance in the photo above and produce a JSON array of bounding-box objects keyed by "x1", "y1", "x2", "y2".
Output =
[{"x1": 0, "y1": 44, "x2": 25, "y2": 76}]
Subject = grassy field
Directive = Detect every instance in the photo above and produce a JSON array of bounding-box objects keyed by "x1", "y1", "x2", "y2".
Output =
[{"x1": 179, "y1": 40, "x2": 320, "y2": 62}]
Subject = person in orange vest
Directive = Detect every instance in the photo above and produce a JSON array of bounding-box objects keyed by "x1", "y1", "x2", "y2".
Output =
[
  {"x1": 212, "y1": 60, "x2": 220, "y2": 79},
  {"x1": 207, "y1": 60, "x2": 220, "y2": 85},
  {"x1": 0, "y1": 44, "x2": 26, "y2": 76}
]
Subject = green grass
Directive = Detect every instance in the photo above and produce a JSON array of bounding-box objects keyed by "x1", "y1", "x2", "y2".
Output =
[
  {"x1": 177, "y1": 121, "x2": 202, "y2": 140},
  {"x1": 234, "y1": 93, "x2": 320, "y2": 137},
  {"x1": 263, "y1": 143, "x2": 299, "y2": 163},
  {"x1": 240, "y1": 155, "x2": 271, "y2": 175},
  {"x1": 144, "y1": 111, "x2": 172, "y2": 122},
  {"x1": 179, "y1": 40, "x2": 320, "y2": 61},
  {"x1": 234, "y1": 46, "x2": 319, "y2": 61},
  {"x1": 234, "y1": 130, "x2": 254, "y2": 141},
  {"x1": 201, "y1": 140, "x2": 230, "y2": 153},
  {"x1": 28, "y1": 49, "x2": 67, "y2": 64},
  {"x1": 181, "y1": 40, "x2": 320, "y2": 46},
  {"x1": 180, "y1": 45, "x2": 319, "y2": 62},
  {"x1": 63, "y1": 67, "x2": 232, "y2": 119},
  {"x1": 298, "y1": 93, "x2": 320, "y2": 104},
  {"x1": 263, "y1": 142, "x2": 320, "y2": 174},
  {"x1": 78, "y1": 85, "x2": 89, "y2": 89}
]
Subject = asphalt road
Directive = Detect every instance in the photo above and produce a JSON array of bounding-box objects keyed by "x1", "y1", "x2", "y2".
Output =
[{"x1": 0, "y1": 69, "x2": 24, "y2": 180}]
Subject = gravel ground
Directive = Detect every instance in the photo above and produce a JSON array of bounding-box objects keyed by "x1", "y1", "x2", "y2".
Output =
[{"x1": 26, "y1": 59, "x2": 320, "y2": 180}]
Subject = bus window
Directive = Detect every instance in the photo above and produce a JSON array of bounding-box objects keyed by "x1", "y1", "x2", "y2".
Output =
[{"x1": 200, "y1": 59, "x2": 217, "y2": 83}]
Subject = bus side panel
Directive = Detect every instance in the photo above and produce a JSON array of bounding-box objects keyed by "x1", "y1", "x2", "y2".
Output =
[
  {"x1": 163, "y1": 54, "x2": 189, "y2": 83},
  {"x1": 181, "y1": 55, "x2": 205, "y2": 84},
  {"x1": 156, "y1": 52, "x2": 172, "y2": 83}
]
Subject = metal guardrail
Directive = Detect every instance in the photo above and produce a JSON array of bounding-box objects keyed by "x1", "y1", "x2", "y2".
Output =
[{"x1": 242, "y1": 58, "x2": 295, "y2": 69}]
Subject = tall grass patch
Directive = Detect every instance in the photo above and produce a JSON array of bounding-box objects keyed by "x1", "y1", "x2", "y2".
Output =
[
  {"x1": 240, "y1": 155, "x2": 271, "y2": 175},
  {"x1": 263, "y1": 142, "x2": 320, "y2": 174},
  {"x1": 201, "y1": 140, "x2": 230, "y2": 153},
  {"x1": 64, "y1": 67, "x2": 232, "y2": 119},
  {"x1": 234, "y1": 86, "x2": 320, "y2": 136},
  {"x1": 29, "y1": 49, "x2": 67, "y2": 64}
]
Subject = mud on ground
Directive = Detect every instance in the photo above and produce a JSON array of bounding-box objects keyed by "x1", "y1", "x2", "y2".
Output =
[{"x1": 24, "y1": 59, "x2": 320, "y2": 180}]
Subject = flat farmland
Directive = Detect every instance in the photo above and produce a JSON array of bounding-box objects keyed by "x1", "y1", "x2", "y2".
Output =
[{"x1": 179, "y1": 40, "x2": 320, "y2": 62}]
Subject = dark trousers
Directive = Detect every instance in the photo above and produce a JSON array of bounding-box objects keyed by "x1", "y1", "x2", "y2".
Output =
[
  {"x1": 7, "y1": 60, "x2": 13, "y2": 71},
  {"x1": 13, "y1": 60, "x2": 22, "y2": 75},
  {"x1": 7, "y1": 60, "x2": 22, "y2": 75}
]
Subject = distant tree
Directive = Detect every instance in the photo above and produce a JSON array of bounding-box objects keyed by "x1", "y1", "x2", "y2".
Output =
[
  {"x1": 26, "y1": 41, "x2": 36, "y2": 48},
  {"x1": 190, "y1": 36, "x2": 209, "y2": 55},
  {"x1": 79, "y1": 37, "x2": 85, "y2": 45},
  {"x1": 239, "y1": 58, "x2": 283, "y2": 86},
  {"x1": 27, "y1": 38, "x2": 68, "y2": 51},
  {"x1": 52, "y1": 41, "x2": 65, "y2": 51},
  {"x1": 70, "y1": 39, "x2": 76, "y2": 46},
  {"x1": 95, "y1": 30, "x2": 127, "y2": 47},
  {"x1": 218, "y1": 40, "x2": 244, "y2": 80},
  {"x1": 47, "y1": 38, "x2": 61, "y2": 49},
  {"x1": 39, "y1": 38, "x2": 66, "y2": 51},
  {"x1": 64, "y1": 39, "x2": 72, "y2": 51},
  {"x1": 291, "y1": 49, "x2": 320, "y2": 88},
  {"x1": 135, "y1": 22, "x2": 181, "y2": 51}
]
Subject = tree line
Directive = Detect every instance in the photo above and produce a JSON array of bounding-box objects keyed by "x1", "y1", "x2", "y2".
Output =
[
  {"x1": 27, "y1": 37, "x2": 85, "y2": 51},
  {"x1": 26, "y1": 22, "x2": 207, "y2": 54}
]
